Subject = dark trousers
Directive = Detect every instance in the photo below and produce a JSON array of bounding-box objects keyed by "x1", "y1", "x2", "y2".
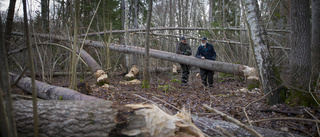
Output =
[
  {"x1": 180, "y1": 64, "x2": 190, "y2": 84},
  {"x1": 200, "y1": 68, "x2": 214, "y2": 86}
]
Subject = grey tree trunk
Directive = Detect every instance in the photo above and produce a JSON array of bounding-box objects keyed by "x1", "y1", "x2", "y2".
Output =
[
  {"x1": 0, "y1": 14, "x2": 18, "y2": 137},
  {"x1": 12, "y1": 32, "x2": 258, "y2": 79},
  {"x1": 41, "y1": 0, "x2": 50, "y2": 32},
  {"x1": 9, "y1": 73, "x2": 103, "y2": 101},
  {"x1": 23, "y1": 0, "x2": 39, "y2": 135},
  {"x1": 288, "y1": 0, "x2": 315, "y2": 106},
  {"x1": 142, "y1": 0, "x2": 152, "y2": 88},
  {"x1": 312, "y1": 0, "x2": 320, "y2": 83},
  {"x1": 13, "y1": 100, "x2": 204, "y2": 137},
  {"x1": 4, "y1": 0, "x2": 17, "y2": 53},
  {"x1": 242, "y1": 0, "x2": 286, "y2": 105}
]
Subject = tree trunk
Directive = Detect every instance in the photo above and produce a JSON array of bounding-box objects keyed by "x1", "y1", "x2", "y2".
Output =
[
  {"x1": 9, "y1": 73, "x2": 102, "y2": 101},
  {"x1": 4, "y1": 0, "x2": 17, "y2": 53},
  {"x1": 41, "y1": 0, "x2": 50, "y2": 32},
  {"x1": 81, "y1": 27, "x2": 289, "y2": 36},
  {"x1": 0, "y1": 14, "x2": 18, "y2": 137},
  {"x1": 242, "y1": 0, "x2": 287, "y2": 105},
  {"x1": 288, "y1": 0, "x2": 316, "y2": 106},
  {"x1": 12, "y1": 32, "x2": 258, "y2": 79},
  {"x1": 70, "y1": 0, "x2": 80, "y2": 90},
  {"x1": 13, "y1": 100, "x2": 204, "y2": 137},
  {"x1": 79, "y1": 48, "x2": 108, "y2": 85},
  {"x1": 23, "y1": 0, "x2": 39, "y2": 135},
  {"x1": 142, "y1": 0, "x2": 152, "y2": 88},
  {"x1": 312, "y1": 0, "x2": 320, "y2": 84}
]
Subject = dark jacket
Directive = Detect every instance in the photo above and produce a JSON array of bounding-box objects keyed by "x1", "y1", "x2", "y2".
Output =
[
  {"x1": 195, "y1": 43, "x2": 216, "y2": 61},
  {"x1": 176, "y1": 42, "x2": 192, "y2": 56}
]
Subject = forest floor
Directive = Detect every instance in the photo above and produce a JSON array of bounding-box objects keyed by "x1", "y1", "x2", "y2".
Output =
[{"x1": 12, "y1": 71, "x2": 319, "y2": 137}]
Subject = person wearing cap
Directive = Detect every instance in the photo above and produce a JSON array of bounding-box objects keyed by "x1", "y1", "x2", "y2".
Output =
[
  {"x1": 196, "y1": 37, "x2": 216, "y2": 87},
  {"x1": 176, "y1": 36, "x2": 192, "y2": 86}
]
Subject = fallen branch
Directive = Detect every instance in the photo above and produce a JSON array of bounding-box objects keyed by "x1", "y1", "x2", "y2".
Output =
[{"x1": 203, "y1": 104, "x2": 263, "y2": 137}]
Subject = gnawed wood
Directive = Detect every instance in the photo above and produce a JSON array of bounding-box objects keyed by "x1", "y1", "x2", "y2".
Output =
[
  {"x1": 9, "y1": 72, "x2": 102, "y2": 101},
  {"x1": 125, "y1": 65, "x2": 139, "y2": 80},
  {"x1": 13, "y1": 100, "x2": 205, "y2": 137}
]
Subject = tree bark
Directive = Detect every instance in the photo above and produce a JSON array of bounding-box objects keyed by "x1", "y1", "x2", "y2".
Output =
[
  {"x1": 12, "y1": 32, "x2": 258, "y2": 79},
  {"x1": 81, "y1": 27, "x2": 289, "y2": 36},
  {"x1": 142, "y1": 0, "x2": 152, "y2": 88},
  {"x1": 242, "y1": 0, "x2": 286, "y2": 105},
  {"x1": 4, "y1": 0, "x2": 17, "y2": 53},
  {"x1": 13, "y1": 100, "x2": 204, "y2": 137},
  {"x1": 23, "y1": 0, "x2": 39, "y2": 135},
  {"x1": 288, "y1": 0, "x2": 315, "y2": 106},
  {"x1": 9, "y1": 73, "x2": 102, "y2": 101},
  {"x1": 0, "y1": 14, "x2": 18, "y2": 137},
  {"x1": 312, "y1": 0, "x2": 320, "y2": 83},
  {"x1": 41, "y1": 0, "x2": 50, "y2": 32}
]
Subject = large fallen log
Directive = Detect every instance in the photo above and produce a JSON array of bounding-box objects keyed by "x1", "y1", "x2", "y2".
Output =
[
  {"x1": 13, "y1": 100, "x2": 205, "y2": 137},
  {"x1": 12, "y1": 32, "x2": 258, "y2": 80},
  {"x1": 9, "y1": 73, "x2": 101, "y2": 101}
]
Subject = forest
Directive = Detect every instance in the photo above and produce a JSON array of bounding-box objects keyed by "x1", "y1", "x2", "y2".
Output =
[{"x1": 0, "y1": 0, "x2": 319, "y2": 136}]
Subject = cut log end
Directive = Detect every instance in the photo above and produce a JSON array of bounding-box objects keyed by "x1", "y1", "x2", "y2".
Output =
[{"x1": 94, "y1": 70, "x2": 109, "y2": 86}]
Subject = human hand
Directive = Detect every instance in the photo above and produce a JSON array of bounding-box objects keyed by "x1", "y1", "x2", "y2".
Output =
[{"x1": 201, "y1": 56, "x2": 205, "y2": 60}]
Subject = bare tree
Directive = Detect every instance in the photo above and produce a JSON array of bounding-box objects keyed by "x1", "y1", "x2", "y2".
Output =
[
  {"x1": 4, "y1": 0, "x2": 17, "y2": 53},
  {"x1": 0, "y1": 14, "x2": 17, "y2": 137},
  {"x1": 41, "y1": 0, "x2": 50, "y2": 31},
  {"x1": 142, "y1": 0, "x2": 153, "y2": 88},
  {"x1": 70, "y1": 0, "x2": 80, "y2": 90},
  {"x1": 23, "y1": 0, "x2": 39, "y2": 135}
]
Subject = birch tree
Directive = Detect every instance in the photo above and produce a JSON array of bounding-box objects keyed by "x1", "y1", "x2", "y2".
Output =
[{"x1": 242, "y1": 0, "x2": 287, "y2": 105}]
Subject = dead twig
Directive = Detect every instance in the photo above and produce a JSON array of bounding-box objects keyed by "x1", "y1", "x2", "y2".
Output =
[
  {"x1": 304, "y1": 108, "x2": 320, "y2": 136},
  {"x1": 203, "y1": 104, "x2": 263, "y2": 137},
  {"x1": 216, "y1": 125, "x2": 236, "y2": 137},
  {"x1": 11, "y1": 63, "x2": 29, "y2": 87},
  {"x1": 251, "y1": 117, "x2": 320, "y2": 123}
]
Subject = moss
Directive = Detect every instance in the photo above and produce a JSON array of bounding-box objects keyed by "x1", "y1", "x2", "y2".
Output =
[
  {"x1": 285, "y1": 89, "x2": 319, "y2": 107},
  {"x1": 141, "y1": 80, "x2": 150, "y2": 89}
]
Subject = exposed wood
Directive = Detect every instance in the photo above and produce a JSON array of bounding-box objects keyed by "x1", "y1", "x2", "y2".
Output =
[
  {"x1": 125, "y1": 65, "x2": 139, "y2": 80},
  {"x1": 9, "y1": 73, "x2": 102, "y2": 101},
  {"x1": 80, "y1": 27, "x2": 290, "y2": 36},
  {"x1": 11, "y1": 32, "x2": 258, "y2": 80},
  {"x1": 79, "y1": 48, "x2": 108, "y2": 84},
  {"x1": 13, "y1": 100, "x2": 205, "y2": 137}
]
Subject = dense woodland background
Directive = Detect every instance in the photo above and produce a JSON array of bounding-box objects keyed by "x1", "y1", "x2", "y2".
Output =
[{"x1": 0, "y1": 0, "x2": 320, "y2": 136}]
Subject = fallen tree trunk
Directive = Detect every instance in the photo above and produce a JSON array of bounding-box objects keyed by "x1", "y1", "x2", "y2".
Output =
[
  {"x1": 9, "y1": 73, "x2": 101, "y2": 101},
  {"x1": 12, "y1": 32, "x2": 258, "y2": 80},
  {"x1": 80, "y1": 27, "x2": 289, "y2": 36},
  {"x1": 13, "y1": 100, "x2": 204, "y2": 137},
  {"x1": 79, "y1": 48, "x2": 108, "y2": 84}
]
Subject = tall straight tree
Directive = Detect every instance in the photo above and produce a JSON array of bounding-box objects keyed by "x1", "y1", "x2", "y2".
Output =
[
  {"x1": 41, "y1": 0, "x2": 50, "y2": 31},
  {"x1": 312, "y1": 0, "x2": 320, "y2": 84},
  {"x1": 242, "y1": 0, "x2": 287, "y2": 105},
  {"x1": 142, "y1": 0, "x2": 153, "y2": 88},
  {"x1": 0, "y1": 14, "x2": 17, "y2": 137},
  {"x1": 70, "y1": 0, "x2": 80, "y2": 90},
  {"x1": 23, "y1": 0, "x2": 39, "y2": 136},
  {"x1": 4, "y1": 0, "x2": 16, "y2": 53},
  {"x1": 288, "y1": 0, "x2": 316, "y2": 106}
]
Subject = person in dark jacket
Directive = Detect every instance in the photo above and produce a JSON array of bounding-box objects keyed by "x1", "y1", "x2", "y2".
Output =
[
  {"x1": 195, "y1": 37, "x2": 216, "y2": 87},
  {"x1": 176, "y1": 36, "x2": 192, "y2": 86}
]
